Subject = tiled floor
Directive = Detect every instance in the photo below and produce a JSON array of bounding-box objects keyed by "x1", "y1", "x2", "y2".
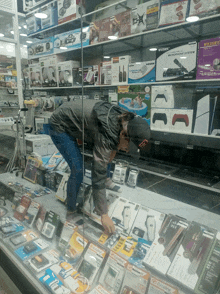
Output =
[{"x1": 0, "y1": 267, "x2": 22, "y2": 294}]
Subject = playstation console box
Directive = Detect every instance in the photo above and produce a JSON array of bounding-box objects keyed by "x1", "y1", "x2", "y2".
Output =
[
  {"x1": 111, "y1": 55, "x2": 131, "y2": 85},
  {"x1": 159, "y1": 0, "x2": 190, "y2": 27},
  {"x1": 54, "y1": 26, "x2": 90, "y2": 53},
  {"x1": 189, "y1": 0, "x2": 220, "y2": 18},
  {"x1": 29, "y1": 63, "x2": 42, "y2": 88},
  {"x1": 128, "y1": 61, "x2": 155, "y2": 84},
  {"x1": 58, "y1": 0, "x2": 86, "y2": 24},
  {"x1": 28, "y1": 37, "x2": 54, "y2": 59},
  {"x1": 169, "y1": 109, "x2": 193, "y2": 134},
  {"x1": 57, "y1": 60, "x2": 80, "y2": 87},
  {"x1": 151, "y1": 85, "x2": 175, "y2": 108},
  {"x1": 167, "y1": 222, "x2": 217, "y2": 291},
  {"x1": 40, "y1": 1, "x2": 58, "y2": 30},
  {"x1": 156, "y1": 42, "x2": 197, "y2": 81},
  {"x1": 197, "y1": 37, "x2": 220, "y2": 80}
]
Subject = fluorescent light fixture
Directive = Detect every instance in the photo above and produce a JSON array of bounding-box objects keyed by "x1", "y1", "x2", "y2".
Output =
[
  {"x1": 0, "y1": 33, "x2": 4, "y2": 37},
  {"x1": 20, "y1": 33, "x2": 27, "y2": 37},
  {"x1": 23, "y1": 25, "x2": 27, "y2": 29},
  {"x1": 26, "y1": 40, "x2": 32, "y2": 44},
  {"x1": 180, "y1": 56, "x2": 187, "y2": 59},
  {"x1": 163, "y1": 68, "x2": 168, "y2": 70},
  {"x1": 10, "y1": 30, "x2": 14, "y2": 34},
  {"x1": 19, "y1": 26, "x2": 21, "y2": 29},
  {"x1": 60, "y1": 46, "x2": 67, "y2": 50},
  {"x1": 149, "y1": 48, "x2": 157, "y2": 51},
  {"x1": 0, "y1": 45, "x2": 4, "y2": 48},
  {"x1": 108, "y1": 35, "x2": 118, "y2": 40},
  {"x1": 104, "y1": 56, "x2": 110, "y2": 58},
  {"x1": 34, "y1": 12, "x2": 47, "y2": 19},
  {"x1": 205, "y1": 64, "x2": 211, "y2": 67},
  {"x1": 186, "y1": 16, "x2": 199, "y2": 22},
  {"x1": 82, "y1": 27, "x2": 89, "y2": 32},
  {"x1": 136, "y1": 62, "x2": 141, "y2": 64},
  {"x1": 23, "y1": 45, "x2": 27, "y2": 47}
]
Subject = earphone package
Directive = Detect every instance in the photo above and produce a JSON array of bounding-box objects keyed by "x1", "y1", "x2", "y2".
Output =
[
  {"x1": 128, "y1": 61, "x2": 156, "y2": 84},
  {"x1": 58, "y1": 0, "x2": 86, "y2": 24},
  {"x1": 58, "y1": 60, "x2": 80, "y2": 87}
]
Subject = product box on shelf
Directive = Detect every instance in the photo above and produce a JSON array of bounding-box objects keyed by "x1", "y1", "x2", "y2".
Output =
[
  {"x1": 58, "y1": 221, "x2": 76, "y2": 251},
  {"x1": 197, "y1": 37, "x2": 220, "y2": 80},
  {"x1": 167, "y1": 222, "x2": 217, "y2": 291},
  {"x1": 58, "y1": 0, "x2": 86, "y2": 24},
  {"x1": 128, "y1": 61, "x2": 156, "y2": 84},
  {"x1": 26, "y1": 11, "x2": 41, "y2": 35},
  {"x1": 159, "y1": 0, "x2": 190, "y2": 27},
  {"x1": 143, "y1": 214, "x2": 189, "y2": 275},
  {"x1": 13, "y1": 195, "x2": 31, "y2": 221},
  {"x1": 39, "y1": 55, "x2": 58, "y2": 87},
  {"x1": 151, "y1": 85, "x2": 175, "y2": 109},
  {"x1": 40, "y1": 0, "x2": 58, "y2": 30},
  {"x1": 148, "y1": 276, "x2": 180, "y2": 293},
  {"x1": 29, "y1": 63, "x2": 42, "y2": 88},
  {"x1": 99, "y1": 61, "x2": 112, "y2": 85},
  {"x1": 28, "y1": 37, "x2": 54, "y2": 58},
  {"x1": 54, "y1": 26, "x2": 90, "y2": 54},
  {"x1": 27, "y1": 249, "x2": 59, "y2": 273},
  {"x1": 189, "y1": 0, "x2": 220, "y2": 18},
  {"x1": 58, "y1": 60, "x2": 80, "y2": 87},
  {"x1": 111, "y1": 55, "x2": 131, "y2": 85},
  {"x1": 9, "y1": 230, "x2": 38, "y2": 247},
  {"x1": 39, "y1": 268, "x2": 70, "y2": 293},
  {"x1": 23, "y1": 200, "x2": 41, "y2": 227},
  {"x1": 41, "y1": 210, "x2": 60, "y2": 239},
  {"x1": 110, "y1": 10, "x2": 131, "y2": 39},
  {"x1": 23, "y1": 0, "x2": 48, "y2": 12},
  {"x1": 15, "y1": 238, "x2": 49, "y2": 261},
  {"x1": 151, "y1": 108, "x2": 171, "y2": 131},
  {"x1": 55, "y1": 173, "x2": 70, "y2": 202},
  {"x1": 156, "y1": 41, "x2": 197, "y2": 81},
  {"x1": 0, "y1": 217, "x2": 25, "y2": 237},
  {"x1": 99, "y1": 251, "x2": 127, "y2": 293},
  {"x1": 169, "y1": 108, "x2": 193, "y2": 134},
  {"x1": 89, "y1": 285, "x2": 109, "y2": 294},
  {"x1": 83, "y1": 65, "x2": 99, "y2": 85},
  {"x1": 35, "y1": 205, "x2": 47, "y2": 232},
  {"x1": 90, "y1": 17, "x2": 111, "y2": 44}
]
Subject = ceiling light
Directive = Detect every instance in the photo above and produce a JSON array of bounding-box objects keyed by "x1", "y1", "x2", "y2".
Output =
[
  {"x1": 180, "y1": 56, "x2": 187, "y2": 59},
  {"x1": 23, "y1": 45, "x2": 27, "y2": 47},
  {"x1": 149, "y1": 48, "x2": 157, "y2": 51},
  {"x1": 23, "y1": 25, "x2": 27, "y2": 29},
  {"x1": 10, "y1": 30, "x2": 14, "y2": 34},
  {"x1": 26, "y1": 40, "x2": 32, "y2": 44},
  {"x1": 186, "y1": 16, "x2": 199, "y2": 22},
  {"x1": 136, "y1": 62, "x2": 141, "y2": 64},
  {"x1": 0, "y1": 33, "x2": 4, "y2": 37},
  {"x1": 0, "y1": 45, "x2": 4, "y2": 48},
  {"x1": 82, "y1": 27, "x2": 89, "y2": 32},
  {"x1": 104, "y1": 56, "x2": 110, "y2": 58},
  {"x1": 205, "y1": 64, "x2": 211, "y2": 67},
  {"x1": 19, "y1": 26, "x2": 21, "y2": 29},
  {"x1": 34, "y1": 12, "x2": 47, "y2": 19},
  {"x1": 60, "y1": 46, "x2": 67, "y2": 50},
  {"x1": 20, "y1": 33, "x2": 27, "y2": 37},
  {"x1": 108, "y1": 36, "x2": 118, "y2": 40}
]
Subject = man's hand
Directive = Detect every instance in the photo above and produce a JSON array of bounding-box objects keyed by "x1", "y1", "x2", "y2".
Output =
[{"x1": 101, "y1": 214, "x2": 115, "y2": 235}]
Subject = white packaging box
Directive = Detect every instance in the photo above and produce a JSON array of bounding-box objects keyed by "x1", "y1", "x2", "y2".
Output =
[
  {"x1": 26, "y1": 135, "x2": 55, "y2": 156},
  {"x1": 151, "y1": 85, "x2": 175, "y2": 108},
  {"x1": 159, "y1": 0, "x2": 190, "y2": 27},
  {"x1": 99, "y1": 61, "x2": 112, "y2": 85},
  {"x1": 57, "y1": 60, "x2": 80, "y2": 87},
  {"x1": 26, "y1": 10, "x2": 41, "y2": 35},
  {"x1": 40, "y1": 1, "x2": 58, "y2": 30},
  {"x1": 28, "y1": 37, "x2": 54, "y2": 58},
  {"x1": 29, "y1": 63, "x2": 42, "y2": 88},
  {"x1": 58, "y1": 0, "x2": 86, "y2": 24},
  {"x1": 111, "y1": 197, "x2": 140, "y2": 235},
  {"x1": 151, "y1": 108, "x2": 171, "y2": 131},
  {"x1": 131, "y1": 2, "x2": 148, "y2": 34},
  {"x1": 169, "y1": 109, "x2": 193, "y2": 134},
  {"x1": 128, "y1": 61, "x2": 156, "y2": 84},
  {"x1": 23, "y1": 0, "x2": 47, "y2": 12},
  {"x1": 111, "y1": 55, "x2": 131, "y2": 85},
  {"x1": 27, "y1": 249, "x2": 59, "y2": 273},
  {"x1": 54, "y1": 26, "x2": 90, "y2": 54},
  {"x1": 189, "y1": 0, "x2": 220, "y2": 17},
  {"x1": 39, "y1": 56, "x2": 59, "y2": 87}
]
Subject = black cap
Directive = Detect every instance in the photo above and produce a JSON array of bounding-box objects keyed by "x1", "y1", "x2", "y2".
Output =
[{"x1": 127, "y1": 116, "x2": 151, "y2": 149}]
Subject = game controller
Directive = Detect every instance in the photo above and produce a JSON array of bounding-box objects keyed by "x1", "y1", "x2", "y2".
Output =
[
  {"x1": 172, "y1": 114, "x2": 189, "y2": 126},
  {"x1": 152, "y1": 113, "x2": 167, "y2": 124},
  {"x1": 154, "y1": 94, "x2": 168, "y2": 102}
]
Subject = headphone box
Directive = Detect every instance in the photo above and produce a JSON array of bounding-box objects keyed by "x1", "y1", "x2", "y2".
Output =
[{"x1": 58, "y1": 0, "x2": 86, "y2": 24}]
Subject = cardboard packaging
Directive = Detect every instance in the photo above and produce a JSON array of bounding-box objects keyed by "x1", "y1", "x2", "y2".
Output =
[
  {"x1": 159, "y1": 0, "x2": 190, "y2": 27},
  {"x1": 146, "y1": 0, "x2": 160, "y2": 30},
  {"x1": 23, "y1": 200, "x2": 41, "y2": 227},
  {"x1": 156, "y1": 42, "x2": 197, "y2": 81},
  {"x1": 128, "y1": 61, "x2": 156, "y2": 84},
  {"x1": 26, "y1": 11, "x2": 41, "y2": 35},
  {"x1": 28, "y1": 37, "x2": 54, "y2": 58},
  {"x1": 41, "y1": 210, "x2": 60, "y2": 239},
  {"x1": 26, "y1": 134, "x2": 54, "y2": 156},
  {"x1": 143, "y1": 214, "x2": 189, "y2": 275},
  {"x1": 169, "y1": 108, "x2": 193, "y2": 134},
  {"x1": 29, "y1": 63, "x2": 42, "y2": 88},
  {"x1": 39, "y1": 56, "x2": 58, "y2": 87},
  {"x1": 151, "y1": 108, "x2": 171, "y2": 131},
  {"x1": 167, "y1": 222, "x2": 217, "y2": 291},
  {"x1": 15, "y1": 238, "x2": 49, "y2": 261},
  {"x1": 111, "y1": 55, "x2": 131, "y2": 85},
  {"x1": 9, "y1": 230, "x2": 38, "y2": 247},
  {"x1": 27, "y1": 249, "x2": 59, "y2": 273},
  {"x1": 58, "y1": 0, "x2": 86, "y2": 24},
  {"x1": 58, "y1": 60, "x2": 80, "y2": 87},
  {"x1": 197, "y1": 37, "x2": 220, "y2": 80},
  {"x1": 13, "y1": 195, "x2": 31, "y2": 221},
  {"x1": 99, "y1": 61, "x2": 112, "y2": 85},
  {"x1": 40, "y1": 1, "x2": 58, "y2": 30},
  {"x1": 148, "y1": 276, "x2": 180, "y2": 293},
  {"x1": 110, "y1": 10, "x2": 131, "y2": 39},
  {"x1": 189, "y1": 0, "x2": 220, "y2": 18},
  {"x1": 151, "y1": 85, "x2": 175, "y2": 108},
  {"x1": 83, "y1": 65, "x2": 99, "y2": 85},
  {"x1": 54, "y1": 26, "x2": 90, "y2": 53}
]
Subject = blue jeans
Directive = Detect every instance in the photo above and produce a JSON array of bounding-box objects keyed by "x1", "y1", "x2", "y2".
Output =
[{"x1": 49, "y1": 125, "x2": 83, "y2": 211}]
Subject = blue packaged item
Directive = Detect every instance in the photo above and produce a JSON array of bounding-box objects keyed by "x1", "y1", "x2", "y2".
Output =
[
  {"x1": 15, "y1": 238, "x2": 49, "y2": 260},
  {"x1": 40, "y1": 1, "x2": 58, "y2": 30},
  {"x1": 128, "y1": 61, "x2": 156, "y2": 84},
  {"x1": 28, "y1": 37, "x2": 54, "y2": 58}
]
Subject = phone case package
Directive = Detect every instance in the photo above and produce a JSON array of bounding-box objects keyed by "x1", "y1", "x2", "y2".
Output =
[
  {"x1": 15, "y1": 238, "x2": 49, "y2": 261},
  {"x1": 27, "y1": 249, "x2": 59, "y2": 273},
  {"x1": 167, "y1": 222, "x2": 217, "y2": 291},
  {"x1": 143, "y1": 214, "x2": 189, "y2": 275},
  {"x1": 35, "y1": 206, "x2": 47, "y2": 232},
  {"x1": 99, "y1": 251, "x2": 127, "y2": 293}
]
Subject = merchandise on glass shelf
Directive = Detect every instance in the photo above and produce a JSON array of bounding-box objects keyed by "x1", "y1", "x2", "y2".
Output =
[
  {"x1": 83, "y1": 65, "x2": 99, "y2": 85},
  {"x1": 26, "y1": 11, "x2": 41, "y2": 35},
  {"x1": 99, "y1": 251, "x2": 127, "y2": 294},
  {"x1": 167, "y1": 222, "x2": 217, "y2": 291},
  {"x1": 9, "y1": 230, "x2": 38, "y2": 247},
  {"x1": 90, "y1": 17, "x2": 111, "y2": 44},
  {"x1": 112, "y1": 160, "x2": 129, "y2": 185},
  {"x1": 39, "y1": 1, "x2": 58, "y2": 30},
  {"x1": 169, "y1": 109, "x2": 193, "y2": 134},
  {"x1": 29, "y1": 64, "x2": 42, "y2": 88},
  {"x1": 148, "y1": 276, "x2": 180, "y2": 294},
  {"x1": 27, "y1": 249, "x2": 59, "y2": 272},
  {"x1": 23, "y1": 200, "x2": 40, "y2": 226},
  {"x1": 44, "y1": 152, "x2": 63, "y2": 171},
  {"x1": 99, "y1": 61, "x2": 112, "y2": 85},
  {"x1": 23, "y1": 0, "x2": 48, "y2": 12},
  {"x1": 111, "y1": 56, "x2": 131, "y2": 85},
  {"x1": 189, "y1": 0, "x2": 220, "y2": 18},
  {"x1": 41, "y1": 210, "x2": 60, "y2": 239},
  {"x1": 13, "y1": 195, "x2": 31, "y2": 221},
  {"x1": 55, "y1": 173, "x2": 70, "y2": 202},
  {"x1": 109, "y1": 10, "x2": 131, "y2": 39},
  {"x1": 28, "y1": 37, "x2": 54, "y2": 58},
  {"x1": 159, "y1": 0, "x2": 190, "y2": 27},
  {"x1": 23, "y1": 156, "x2": 42, "y2": 183},
  {"x1": 58, "y1": 221, "x2": 77, "y2": 251},
  {"x1": 58, "y1": 0, "x2": 86, "y2": 24},
  {"x1": 35, "y1": 205, "x2": 47, "y2": 232},
  {"x1": 89, "y1": 285, "x2": 110, "y2": 294},
  {"x1": 197, "y1": 37, "x2": 220, "y2": 80},
  {"x1": 128, "y1": 61, "x2": 156, "y2": 84},
  {"x1": 39, "y1": 56, "x2": 58, "y2": 87},
  {"x1": 58, "y1": 60, "x2": 80, "y2": 87},
  {"x1": 156, "y1": 42, "x2": 197, "y2": 81},
  {"x1": 143, "y1": 214, "x2": 189, "y2": 275},
  {"x1": 15, "y1": 238, "x2": 49, "y2": 261},
  {"x1": 0, "y1": 217, "x2": 25, "y2": 237},
  {"x1": 126, "y1": 167, "x2": 139, "y2": 187},
  {"x1": 119, "y1": 264, "x2": 150, "y2": 294},
  {"x1": 150, "y1": 108, "x2": 171, "y2": 132}
]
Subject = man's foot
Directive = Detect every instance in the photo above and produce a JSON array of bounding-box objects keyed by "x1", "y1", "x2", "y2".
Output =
[{"x1": 105, "y1": 178, "x2": 122, "y2": 193}]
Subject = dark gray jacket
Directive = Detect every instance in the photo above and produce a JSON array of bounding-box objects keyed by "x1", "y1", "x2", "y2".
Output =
[{"x1": 50, "y1": 99, "x2": 126, "y2": 215}]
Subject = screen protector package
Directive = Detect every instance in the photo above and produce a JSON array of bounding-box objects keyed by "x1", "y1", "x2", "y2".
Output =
[
  {"x1": 27, "y1": 249, "x2": 59, "y2": 273},
  {"x1": 15, "y1": 238, "x2": 49, "y2": 261},
  {"x1": 77, "y1": 243, "x2": 106, "y2": 285},
  {"x1": 120, "y1": 265, "x2": 150, "y2": 294},
  {"x1": 167, "y1": 222, "x2": 217, "y2": 291},
  {"x1": 143, "y1": 214, "x2": 189, "y2": 275},
  {"x1": 9, "y1": 230, "x2": 38, "y2": 247},
  {"x1": 99, "y1": 251, "x2": 127, "y2": 294}
]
